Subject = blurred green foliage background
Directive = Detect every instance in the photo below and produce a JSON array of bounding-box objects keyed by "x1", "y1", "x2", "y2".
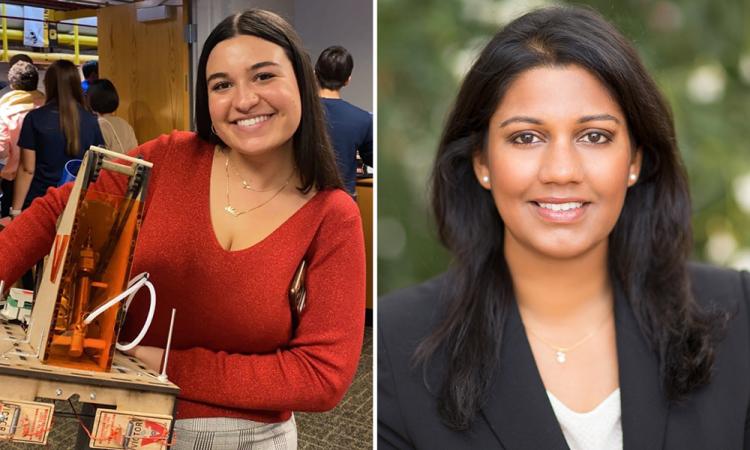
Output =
[{"x1": 378, "y1": 0, "x2": 750, "y2": 295}]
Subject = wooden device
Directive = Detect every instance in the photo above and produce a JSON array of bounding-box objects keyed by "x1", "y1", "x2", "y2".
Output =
[
  {"x1": 0, "y1": 146, "x2": 179, "y2": 448},
  {"x1": 27, "y1": 146, "x2": 152, "y2": 372}
]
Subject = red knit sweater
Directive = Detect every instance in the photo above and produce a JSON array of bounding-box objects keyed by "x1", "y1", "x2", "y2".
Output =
[{"x1": 0, "y1": 131, "x2": 366, "y2": 422}]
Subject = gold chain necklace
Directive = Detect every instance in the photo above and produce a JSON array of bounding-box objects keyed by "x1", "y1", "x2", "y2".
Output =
[
  {"x1": 226, "y1": 153, "x2": 277, "y2": 192},
  {"x1": 223, "y1": 153, "x2": 293, "y2": 217},
  {"x1": 524, "y1": 311, "x2": 612, "y2": 364}
]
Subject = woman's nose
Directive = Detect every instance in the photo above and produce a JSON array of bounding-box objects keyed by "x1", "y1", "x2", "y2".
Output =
[
  {"x1": 232, "y1": 86, "x2": 260, "y2": 112},
  {"x1": 538, "y1": 138, "x2": 584, "y2": 184}
]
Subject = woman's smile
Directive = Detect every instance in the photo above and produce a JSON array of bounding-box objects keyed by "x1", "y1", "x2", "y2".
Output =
[
  {"x1": 530, "y1": 198, "x2": 590, "y2": 223},
  {"x1": 233, "y1": 114, "x2": 273, "y2": 128},
  {"x1": 230, "y1": 113, "x2": 275, "y2": 133}
]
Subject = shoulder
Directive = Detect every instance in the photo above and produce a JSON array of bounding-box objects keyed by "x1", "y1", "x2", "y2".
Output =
[
  {"x1": 687, "y1": 262, "x2": 750, "y2": 351},
  {"x1": 342, "y1": 100, "x2": 371, "y2": 119},
  {"x1": 351, "y1": 102, "x2": 372, "y2": 119},
  {"x1": 78, "y1": 105, "x2": 98, "y2": 122},
  {"x1": 314, "y1": 188, "x2": 360, "y2": 223},
  {"x1": 324, "y1": 98, "x2": 370, "y2": 117},
  {"x1": 24, "y1": 103, "x2": 46, "y2": 118},
  {"x1": 688, "y1": 262, "x2": 749, "y2": 311},
  {"x1": 136, "y1": 131, "x2": 206, "y2": 155},
  {"x1": 110, "y1": 116, "x2": 134, "y2": 129},
  {"x1": 126, "y1": 131, "x2": 208, "y2": 169},
  {"x1": 167, "y1": 130, "x2": 206, "y2": 149},
  {"x1": 379, "y1": 274, "x2": 450, "y2": 349}
]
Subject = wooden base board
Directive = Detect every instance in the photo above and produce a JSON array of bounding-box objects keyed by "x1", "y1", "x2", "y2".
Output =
[{"x1": 0, "y1": 320, "x2": 179, "y2": 447}]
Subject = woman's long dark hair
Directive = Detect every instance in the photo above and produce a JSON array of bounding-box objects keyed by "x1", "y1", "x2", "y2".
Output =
[
  {"x1": 194, "y1": 9, "x2": 342, "y2": 194},
  {"x1": 44, "y1": 60, "x2": 84, "y2": 157},
  {"x1": 417, "y1": 5, "x2": 728, "y2": 430}
]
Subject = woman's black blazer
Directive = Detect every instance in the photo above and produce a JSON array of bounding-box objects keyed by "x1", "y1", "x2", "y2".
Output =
[{"x1": 378, "y1": 263, "x2": 750, "y2": 449}]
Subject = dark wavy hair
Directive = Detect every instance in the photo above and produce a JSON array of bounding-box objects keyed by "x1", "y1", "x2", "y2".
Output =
[
  {"x1": 195, "y1": 9, "x2": 342, "y2": 193},
  {"x1": 417, "y1": 5, "x2": 728, "y2": 430}
]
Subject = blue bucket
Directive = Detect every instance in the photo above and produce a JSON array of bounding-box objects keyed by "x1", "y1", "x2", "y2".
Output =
[{"x1": 58, "y1": 159, "x2": 82, "y2": 186}]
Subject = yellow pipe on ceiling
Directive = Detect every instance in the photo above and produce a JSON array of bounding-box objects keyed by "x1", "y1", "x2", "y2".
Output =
[
  {"x1": 2, "y1": 28, "x2": 97, "y2": 47},
  {"x1": 6, "y1": 49, "x2": 97, "y2": 64},
  {"x1": 1, "y1": 5, "x2": 7, "y2": 62}
]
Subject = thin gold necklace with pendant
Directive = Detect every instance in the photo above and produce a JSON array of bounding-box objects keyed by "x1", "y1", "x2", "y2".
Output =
[
  {"x1": 227, "y1": 154, "x2": 278, "y2": 192},
  {"x1": 524, "y1": 311, "x2": 612, "y2": 364},
  {"x1": 223, "y1": 153, "x2": 293, "y2": 217}
]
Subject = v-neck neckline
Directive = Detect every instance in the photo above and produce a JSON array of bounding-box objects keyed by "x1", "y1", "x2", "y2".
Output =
[
  {"x1": 479, "y1": 283, "x2": 669, "y2": 450},
  {"x1": 203, "y1": 144, "x2": 322, "y2": 254}
]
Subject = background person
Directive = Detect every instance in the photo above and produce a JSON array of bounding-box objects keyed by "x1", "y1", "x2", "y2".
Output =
[
  {"x1": 11, "y1": 59, "x2": 104, "y2": 217},
  {"x1": 0, "y1": 53, "x2": 34, "y2": 99},
  {"x1": 81, "y1": 60, "x2": 98, "y2": 94},
  {"x1": 315, "y1": 45, "x2": 373, "y2": 197},
  {"x1": 0, "y1": 61, "x2": 44, "y2": 217},
  {"x1": 87, "y1": 78, "x2": 138, "y2": 153}
]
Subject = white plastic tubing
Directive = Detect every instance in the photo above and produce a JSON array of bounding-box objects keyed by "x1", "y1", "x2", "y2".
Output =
[{"x1": 82, "y1": 272, "x2": 156, "y2": 352}]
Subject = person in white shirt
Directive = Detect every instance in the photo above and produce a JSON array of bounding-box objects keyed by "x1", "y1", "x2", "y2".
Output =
[{"x1": 87, "y1": 79, "x2": 138, "y2": 154}]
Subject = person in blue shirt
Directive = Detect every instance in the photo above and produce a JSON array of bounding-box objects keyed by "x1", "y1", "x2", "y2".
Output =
[
  {"x1": 315, "y1": 46, "x2": 373, "y2": 197},
  {"x1": 12, "y1": 59, "x2": 104, "y2": 215},
  {"x1": 81, "y1": 60, "x2": 98, "y2": 94}
]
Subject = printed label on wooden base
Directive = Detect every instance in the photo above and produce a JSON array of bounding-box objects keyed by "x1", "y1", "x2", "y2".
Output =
[
  {"x1": 90, "y1": 409, "x2": 172, "y2": 449},
  {"x1": 0, "y1": 399, "x2": 54, "y2": 445}
]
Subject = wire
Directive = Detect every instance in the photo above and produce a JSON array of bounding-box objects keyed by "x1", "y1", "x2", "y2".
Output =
[{"x1": 82, "y1": 272, "x2": 156, "y2": 351}]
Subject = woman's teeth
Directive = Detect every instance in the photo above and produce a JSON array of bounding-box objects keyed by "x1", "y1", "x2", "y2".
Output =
[
  {"x1": 537, "y1": 202, "x2": 583, "y2": 211},
  {"x1": 236, "y1": 115, "x2": 271, "y2": 126}
]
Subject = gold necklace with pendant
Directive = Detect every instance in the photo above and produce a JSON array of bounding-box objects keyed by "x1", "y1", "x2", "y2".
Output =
[
  {"x1": 524, "y1": 311, "x2": 612, "y2": 364},
  {"x1": 227, "y1": 154, "x2": 279, "y2": 192},
  {"x1": 223, "y1": 152, "x2": 293, "y2": 217}
]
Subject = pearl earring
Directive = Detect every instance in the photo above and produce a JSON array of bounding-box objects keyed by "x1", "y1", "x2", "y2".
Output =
[
  {"x1": 482, "y1": 175, "x2": 490, "y2": 184},
  {"x1": 629, "y1": 173, "x2": 637, "y2": 181}
]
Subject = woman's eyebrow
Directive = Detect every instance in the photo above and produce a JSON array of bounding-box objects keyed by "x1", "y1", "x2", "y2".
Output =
[
  {"x1": 499, "y1": 116, "x2": 543, "y2": 128},
  {"x1": 206, "y1": 62, "x2": 281, "y2": 84},
  {"x1": 248, "y1": 61, "x2": 280, "y2": 71},
  {"x1": 206, "y1": 72, "x2": 227, "y2": 84},
  {"x1": 578, "y1": 114, "x2": 620, "y2": 124},
  {"x1": 499, "y1": 114, "x2": 621, "y2": 128}
]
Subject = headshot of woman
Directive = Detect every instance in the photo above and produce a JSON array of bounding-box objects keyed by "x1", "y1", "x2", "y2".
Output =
[
  {"x1": 0, "y1": 9, "x2": 365, "y2": 450},
  {"x1": 378, "y1": 6, "x2": 749, "y2": 450}
]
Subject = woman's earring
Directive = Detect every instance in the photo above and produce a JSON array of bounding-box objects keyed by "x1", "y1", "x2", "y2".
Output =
[
  {"x1": 482, "y1": 175, "x2": 490, "y2": 184},
  {"x1": 629, "y1": 173, "x2": 637, "y2": 182}
]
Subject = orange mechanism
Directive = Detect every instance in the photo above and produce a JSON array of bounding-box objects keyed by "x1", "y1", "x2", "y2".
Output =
[{"x1": 26, "y1": 147, "x2": 153, "y2": 372}]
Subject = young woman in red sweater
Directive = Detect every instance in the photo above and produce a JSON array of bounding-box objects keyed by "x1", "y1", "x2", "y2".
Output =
[{"x1": 0, "y1": 10, "x2": 365, "y2": 449}]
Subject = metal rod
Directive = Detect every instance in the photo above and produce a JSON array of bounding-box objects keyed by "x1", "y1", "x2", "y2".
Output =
[{"x1": 158, "y1": 308, "x2": 176, "y2": 382}]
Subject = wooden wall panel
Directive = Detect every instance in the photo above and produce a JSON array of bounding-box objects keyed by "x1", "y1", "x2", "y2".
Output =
[{"x1": 97, "y1": 4, "x2": 189, "y2": 143}]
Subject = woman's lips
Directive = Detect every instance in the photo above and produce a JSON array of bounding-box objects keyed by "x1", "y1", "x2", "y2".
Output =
[{"x1": 531, "y1": 200, "x2": 589, "y2": 223}]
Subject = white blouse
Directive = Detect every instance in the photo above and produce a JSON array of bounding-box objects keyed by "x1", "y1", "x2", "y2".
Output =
[{"x1": 546, "y1": 389, "x2": 623, "y2": 450}]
